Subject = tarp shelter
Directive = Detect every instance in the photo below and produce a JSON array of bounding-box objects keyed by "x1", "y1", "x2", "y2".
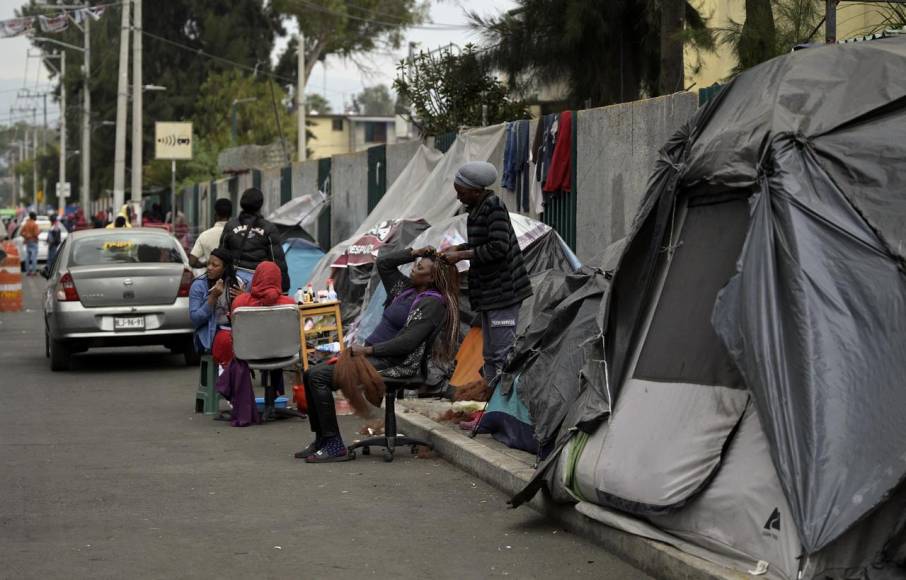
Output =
[
  {"x1": 509, "y1": 37, "x2": 906, "y2": 579},
  {"x1": 282, "y1": 238, "x2": 325, "y2": 297},
  {"x1": 350, "y1": 213, "x2": 581, "y2": 346},
  {"x1": 306, "y1": 124, "x2": 506, "y2": 292},
  {"x1": 266, "y1": 191, "x2": 327, "y2": 242}
]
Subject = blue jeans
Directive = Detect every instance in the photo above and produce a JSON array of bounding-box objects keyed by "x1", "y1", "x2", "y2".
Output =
[{"x1": 25, "y1": 241, "x2": 38, "y2": 274}]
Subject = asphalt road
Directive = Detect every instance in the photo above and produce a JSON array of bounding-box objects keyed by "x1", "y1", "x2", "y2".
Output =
[{"x1": 0, "y1": 276, "x2": 651, "y2": 579}]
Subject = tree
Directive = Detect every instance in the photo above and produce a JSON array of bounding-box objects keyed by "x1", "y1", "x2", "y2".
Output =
[
  {"x1": 23, "y1": 0, "x2": 281, "y2": 201},
  {"x1": 470, "y1": 0, "x2": 714, "y2": 108},
  {"x1": 272, "y1": 0, "x2": 428, "y2": 90},
  {"x1": 393, "y1": 44, "x2": 528, "y2": 136},
  {"x1": 352, "y1": 85, "x2": 395, "y2": 116},
  {"x1": 305, "y1": 93, "x2": 332, "y2": 115}
]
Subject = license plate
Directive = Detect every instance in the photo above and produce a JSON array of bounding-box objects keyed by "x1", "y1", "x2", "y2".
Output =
[{"x1": 114, "y1": 316, "x2": 145, "y2": 331}]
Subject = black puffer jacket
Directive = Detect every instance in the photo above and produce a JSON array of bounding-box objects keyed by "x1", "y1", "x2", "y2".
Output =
[
  {"x1": 219, "y1": 212, "x2": 289, "y2": 291},
  {"x1": 464, "y1": 193, "x2": 532, "y2": 311}
]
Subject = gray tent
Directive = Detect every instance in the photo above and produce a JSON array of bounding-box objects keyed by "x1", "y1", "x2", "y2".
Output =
[{"x1": 510, "y1": 37, "x2": 906, "y2": 578}]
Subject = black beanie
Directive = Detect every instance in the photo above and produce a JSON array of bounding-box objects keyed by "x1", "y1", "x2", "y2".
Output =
[{"x1": 240, "y1": 188, "x2": 264, "y2": 214}]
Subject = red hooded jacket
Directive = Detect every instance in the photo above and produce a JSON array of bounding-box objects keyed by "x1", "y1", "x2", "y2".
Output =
[
  {"x1": 231, "y1": 261, "x2": 295, "y2": 311},
  {"x1": 213, "y1": 262, "x2": 294, "y2": 365}
]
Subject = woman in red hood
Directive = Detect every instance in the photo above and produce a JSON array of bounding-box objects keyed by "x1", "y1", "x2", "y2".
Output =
[
  {"x1": 212, "y1": 262, "x2": 295, "y2": 420},
  {"x1": 231, "y1": 261, "x2": 295, "y2": 310}
]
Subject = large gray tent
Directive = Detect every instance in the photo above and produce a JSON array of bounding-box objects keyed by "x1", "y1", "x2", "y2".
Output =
[{"x1": 510, "y1": 37, "x2": 906, "y2": 578}]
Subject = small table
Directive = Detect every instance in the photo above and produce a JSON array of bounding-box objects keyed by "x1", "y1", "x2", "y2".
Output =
[{"x1": 298, "y1": 300, "x2": 345, "y2": 371}]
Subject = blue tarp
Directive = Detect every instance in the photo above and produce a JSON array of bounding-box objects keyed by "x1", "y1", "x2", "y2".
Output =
[{"x1": 283, "y1": 238, "x2": 325, "y2": 296}]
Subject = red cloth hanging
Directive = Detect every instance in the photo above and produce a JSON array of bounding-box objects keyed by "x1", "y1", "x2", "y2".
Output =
[{"x1": 543, "y1": 110, "x2": 572, "y2": 193}]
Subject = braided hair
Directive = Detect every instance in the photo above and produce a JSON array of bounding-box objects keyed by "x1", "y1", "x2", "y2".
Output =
[{"x1": 426, "y1": 251, "x2": 460, "y2": 363}]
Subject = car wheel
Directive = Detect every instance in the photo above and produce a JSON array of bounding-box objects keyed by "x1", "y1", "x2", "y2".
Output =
[{"x1": 49, "y1": 338, "x2": 71, "y2": 372}]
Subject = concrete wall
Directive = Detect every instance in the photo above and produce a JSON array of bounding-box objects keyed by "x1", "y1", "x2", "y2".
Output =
[
  {"x1": 292, "y1": 159, "x2": 320, "y2": 198},
  {"x1": 329, "y1": 150, "x2": 369, "y2": 246},
  {"x1": 576, "y1": 92, "x2": 699, "y2": 263},
  {"x1": 386, "y1": 139, "x2": 423, "y2": 189},
  {"x1": 259, "y1": 167, "x2": 282, "y2": 217}
]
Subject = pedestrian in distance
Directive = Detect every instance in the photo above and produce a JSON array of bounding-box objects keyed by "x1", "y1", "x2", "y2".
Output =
[
  {"x1": 43, "y1": 214, "x2": 63, "y2": 277},
  {"x1": 20, "y1": 212, "x2": 41, "y2": 277},
  {"x1": 440, "y1": 161, "x2": 532, "y2": 387},
  {"x1": 218, "y1": 187, "x2": 289, "y2": 292},
  {"x1": 189, "y1": 198, "x2": 232, "y2": 269}
]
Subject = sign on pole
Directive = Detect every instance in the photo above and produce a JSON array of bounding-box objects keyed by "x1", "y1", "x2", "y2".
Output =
[
  {"x1": 154, "y1": 122, "x2": 193, "y2": 160},
  {"x1": 55, "y1": 182, "x2": 71, "y2": 199}
]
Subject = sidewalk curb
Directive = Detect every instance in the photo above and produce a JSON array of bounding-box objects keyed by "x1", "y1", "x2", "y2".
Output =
[{"x1": 396, "y1": 408, "x2": 743, "y2": 580}]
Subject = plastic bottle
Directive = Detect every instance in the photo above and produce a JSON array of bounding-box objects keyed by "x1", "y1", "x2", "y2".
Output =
[
  {"x1": 305, "y1": 283, "x2": 316, "y2": 303},
  {"x1": 295, "y1": 288, "x2": 305, "y2": 304},
  {"x1": 326, "y1": 278, "x2": 337, "y2": 301}
]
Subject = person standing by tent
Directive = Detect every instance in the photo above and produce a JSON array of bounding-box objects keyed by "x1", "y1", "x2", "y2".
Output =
[
  {"x1": 189, "y1": 198, "x2": 232, "y2": 269},
  {"x1": 218, "y1": 188, "x2": 289, "y2": 292},
  {"x1": 441, "y1": 161, "x2": 532, "y2": 386}
]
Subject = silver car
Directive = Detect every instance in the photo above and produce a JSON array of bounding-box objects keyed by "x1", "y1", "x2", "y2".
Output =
[{"x1": 43, "y1": 228, "x2": 197, "y2": 371}]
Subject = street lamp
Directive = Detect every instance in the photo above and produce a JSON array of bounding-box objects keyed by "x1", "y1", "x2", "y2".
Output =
[{"x1": 230, "y1": 97, "x2": 258, "y2": 146}]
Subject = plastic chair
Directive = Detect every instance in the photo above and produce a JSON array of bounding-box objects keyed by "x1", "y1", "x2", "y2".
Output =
[
  {"x1": 232, "y1": 304, "x2": 306, "y2": 420},
  {"x1": 194, "y1": 354, "x2": 219, "y2": 415},
  {"x1": 348, "y1": 328, "x2": 438, "y2": 462}
]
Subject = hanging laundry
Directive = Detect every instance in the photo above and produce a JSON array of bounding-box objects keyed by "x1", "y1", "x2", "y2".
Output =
[
  {"x1": 531, "y1": 114, "x2": 558, "y2": 210},
  {"x1": 544, "y1": 111, "x2": 573, "y2": 194},
  {"x1": 501, "y1": 120, "x2": 532, "y2": 212}
]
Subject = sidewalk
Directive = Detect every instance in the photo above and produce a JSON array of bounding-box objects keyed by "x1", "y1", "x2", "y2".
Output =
[{"x1": 395, "y1": 399, "x2": 743, "y2": 580}]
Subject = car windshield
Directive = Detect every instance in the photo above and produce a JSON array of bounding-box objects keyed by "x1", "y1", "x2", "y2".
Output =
[{"x1": 70, "y1": 234, "x2": 183, "y2": 266}]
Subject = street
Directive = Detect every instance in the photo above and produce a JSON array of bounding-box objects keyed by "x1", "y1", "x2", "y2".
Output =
[{"x1": 0, "y1": 277, "x2": 649, "y2": 579}]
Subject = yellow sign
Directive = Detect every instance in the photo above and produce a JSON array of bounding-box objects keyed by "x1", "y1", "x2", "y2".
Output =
[
  {"x1": 155, "y1": 122, "x2": 193, "y2": 160},
  {"x1": 36, "y1": 190, "x2": 44, "y2": 203}
]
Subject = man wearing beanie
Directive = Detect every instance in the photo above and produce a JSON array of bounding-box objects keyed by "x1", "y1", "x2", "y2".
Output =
[
  {"x1": 442, "y1": 161, "x2": 532, "y2": 386},
  {"x1": 218, "y1": 188, "x2": 289, "y2": 292}
]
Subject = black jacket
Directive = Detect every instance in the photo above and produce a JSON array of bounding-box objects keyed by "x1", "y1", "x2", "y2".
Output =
[
  {"x1": 219, "y1": 212, "x2": 289, "y2": 292},
  {"x1": 464, "y1": 193, "x2": 532, "y2": 311}
]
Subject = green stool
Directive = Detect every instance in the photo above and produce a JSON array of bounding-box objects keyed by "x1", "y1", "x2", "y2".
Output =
[{"x1": 195, "y1": 355, "x2": 220, "y2": 415}]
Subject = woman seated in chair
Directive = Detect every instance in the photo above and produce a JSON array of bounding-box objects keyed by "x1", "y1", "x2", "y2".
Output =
[
  {"x1": 299, "y1": 247, "x2": 460, "y2": 463},
  {"x1": 189, "y1": 248, "x2": 245, "y2": 356}
]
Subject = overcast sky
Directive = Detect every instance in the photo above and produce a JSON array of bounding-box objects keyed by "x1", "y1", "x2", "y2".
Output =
[{"x1": 0, "y1": 0, "x2": 515, "y2": 126}]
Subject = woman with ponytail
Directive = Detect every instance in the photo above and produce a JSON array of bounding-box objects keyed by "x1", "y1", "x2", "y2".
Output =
[{"x1": 298, "y1": 247, "x2": 460, "y2": 463}]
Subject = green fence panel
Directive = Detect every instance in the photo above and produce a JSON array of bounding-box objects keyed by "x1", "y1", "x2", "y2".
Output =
[
  {"x1": 280, "y1": 166, "x2": 293, "y2": 204},
  {"x1": 252, "y1": 169, "x2": 262, "y2": 190},
  {"x1": 317, "y1": 157, "x2": 332, "y2": 252},
  {"x1": 228, "y1": 176, "x2": 238, "y2": 208},
  {"x1": 434, "y1": 132, "x2": 457, "y2": 153},
  {"x1": 367, "y1": 145, "x2": 387, "y2": 212},
  {"x1": 699, "y1": 83, "x2": 724, "y2": 106}
]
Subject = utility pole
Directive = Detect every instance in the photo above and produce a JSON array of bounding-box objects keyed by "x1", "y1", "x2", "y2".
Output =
[
  {"x1": 131, "y1": 0, "x2": 142, "y2": 224},
  {"x1": 826, "y1": 0, "x2": 837, "y2": 43},
  {"x1": 59, "y1": 51, "x2": 66, "y2": 216},
  {"x1": 297, "y1": 31, "x2": 306, "y2": 161},
  {"x1": 32, "y1": 108, "x2": 38, "y2": 211},
  {"x1": 24, "y1": 127, "x2": 29, "y2": 206},
  {"x1": 81, "y1": 6, "x2": 91, "y2": 216},
  {"x1": 43, "y1": 93, "x2": 47, "y2": 210},
  {"x1": 113, "y1": 0, "x2": 131, "y2": 212}
]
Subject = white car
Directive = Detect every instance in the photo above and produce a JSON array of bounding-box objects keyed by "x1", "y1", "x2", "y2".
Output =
[{"x1": 11, "y1": 218, "x2": 69, "y2": 266}]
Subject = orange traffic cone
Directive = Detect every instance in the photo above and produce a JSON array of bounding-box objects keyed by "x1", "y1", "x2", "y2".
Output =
[{"x1": 0, "y1": 242, "x2": 23, "y2": 312}]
